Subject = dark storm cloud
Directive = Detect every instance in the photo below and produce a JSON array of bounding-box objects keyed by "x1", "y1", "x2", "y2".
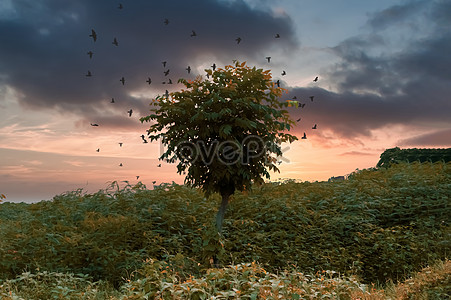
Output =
[
  {"x1": 0, "y1": 0, "x2": 297, "y2": 118},
  {"x1": 306, "y1": 0, "x2": 451, "y2": 143}
]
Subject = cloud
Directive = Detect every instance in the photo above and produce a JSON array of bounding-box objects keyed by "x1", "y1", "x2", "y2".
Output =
[
  {"x1": 398, "y1": 129, "x2": 451, "y2": 147},
  {"x1": 0, "y1": 0, "x2": 298, "y2": 120},
  {"x1": 304, "y1": 0, "x2": 451, "y2": 142}
]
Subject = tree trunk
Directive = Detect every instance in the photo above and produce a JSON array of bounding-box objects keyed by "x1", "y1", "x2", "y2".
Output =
[
  {"x1": 215, "y1": 182, "x2": 235, "y2": 234},
  {"x1": 215, "y1": 193, "x2": 229, "y2": 234}
]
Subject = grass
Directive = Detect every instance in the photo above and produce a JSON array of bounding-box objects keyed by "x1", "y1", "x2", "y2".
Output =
[{"x1": 0, "y1": 161, "x2": 450, "y2": 298}]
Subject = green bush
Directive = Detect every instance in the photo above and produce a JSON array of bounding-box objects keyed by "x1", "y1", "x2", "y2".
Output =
[{"x1": 0, "y1": 162, "x2": 449, "y2": 289}]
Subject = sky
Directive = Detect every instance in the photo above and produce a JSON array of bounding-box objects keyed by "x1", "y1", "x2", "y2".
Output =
[{"x1": 0, "y1": 0, "x2": 450, "y2": 203}]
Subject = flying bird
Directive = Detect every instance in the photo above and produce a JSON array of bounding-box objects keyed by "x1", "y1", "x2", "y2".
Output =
[
  {"x1": 313, "y1": 76, "x2": 318, "y2": 82},
  {"x1": 211, "y1": 63, "x2": 216, "y2": 70},
  {"x1": 127, "y1": 109, "x2": 133, "y2": 117},
  {"x1": 266, "y1": 56, "x2": 271, "y2": 63},
  {"x1": 136, "y1": 176, "x2": 139, "y2": 180},
  {"x1": 275, "y1": 80, "x2": 280, "y2": 87},
  {"x1": 301, "y1": 132, "x2": 307, "y2": 139},
  {"x1": 146, "y1": 77, "x2": 152, "y2": 85},
  {"x1": 96, "y1": 148, "x2": 100, "y2": 152},
  {"x1": 190, "y1": 30, "x2": 197, "y2": 37},
  {"x1": 162, "y1": 61, "x2": 167, "y2": 67},
  {"x1": 152, "y1": 180, "x2": 156, "y2": 184},
  {"x1": 119, "y1": 163, "x2": 123, "y2": 167},
  {"x1": 112, "y1": 37, "x2": 118, "y2": 46},
  {"x1": 275, "y1": 33, "x2": 280, "y2": 38},
  {"x1": 168, "y1": 79, "x2": 172, "y2": 84},
  {"x1": 296, "y1": 118, "x2": 301, "y2": 122},
  {"x1": 235, "y1": 37, "x2": 242, "y2": 44},
  {"x1": 120, "y1": 77, "x2": 125, "y2": 85},
  {"x1": 310, "y1": 96, "x2": 314, "y2": 102},
  {"x1": 165, "y1": 90, "x2": 169, "y2": 98},
  {"x1": 300, "y1": 103, "x2": 306, "y2": 108},
  {"x1": 89, "y1": 29, "x2": 97, "y2": 42},
  {"x1": 164, "y1": 69, "x2": 170, "y2": 76},
  {"x1": 90, "y1": 123, "x2": 99, "y2": 126},
  {"x1": 86, "y1": 70, "x2": 92, "y2": 77},
  {"x1": 157, "y1": 164, "x2": 161, "y2": 167},
  {"x1": 87, "y1": 51, "x2": 93, "y2": 59},
  {"x1": 164, "y1": 18, "x2": 169, "y2": 25},
  {"x1": 118, "y1": 3, "x2": 123, "y2": 9},
  {"x1": 312, "y1": 124, "x2": 317, "y2": 129},
  {"x1": 186, "y1": 66, "x2": 191, "y2": 73},
  {"x1": 119, "y1": 142, "x2": 123, "y2": 147},
  {"x1": 111, "y1": 98, "x2": 115, "y2": 103},
  {"x1": 281, "y1": 70, "x2": 286, "y2": 76}
]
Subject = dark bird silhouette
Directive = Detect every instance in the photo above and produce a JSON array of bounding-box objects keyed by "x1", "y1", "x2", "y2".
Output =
[
  {"x1": 87, "y1": 51, "x2": 93, "y2": 59},
  {"x1": 89, "y1": 29, "x2": 97, "y2": 42},
  {"x1": 157, "y1": 164, "x2": 161, "y2": 167},
  {"x1": 275, "y1": 33, "x2": 280, "y2": 38},
  {"x1": 111, "y1": 98, "x2": 115, "y2": 103},
  {"x1": 165, "y1": 90, "x2": 169, "y2": 98},
  {"x1": 281, "y1": 70, "x2": 286, "y2": 76},
  {"x1": 140, "y1": 134, "x2": 146, "y2": 140},
  {"x1": 168, "y1": 79, "x2": 172, "y2": 84},
  {"x1": 164, "y1": 18, "x2": 169, "y2": 25},
  {"x1": 186, "y1": 66, "x2": 191, "y2": 73},
  {"x1": 118, "y1": 3, "x2": 123, "y2": 9},
  {"x1": 312, "y1": 124, "x2": 317, "y2": 129},
  {"x1": 136, "y1": 176, "x2": 139, "y2": 179},
  {"x1": 164, "y1": 69, "x2": 170, "y2": 76},
  {"x1": 119, "y1": 142, "x2": 123, "y2": 147},
  {"x1": 310, "y1": 96, "x2": 314, "y2": 102},
  {"x1": 313, "y1": 76, "x2": 318, "y2": 82},
  {"x1": 119, "y1": 163, "x2": 123, "y2": 167},
  {"x1": 146, "y1": 77, "x2": 152, "y2": 85},
  {"x1": 236, "y1": 37, "x2": 242, "y2": 44},
  {"x1": 190, "y1": 30, "x2": 197, "y2": 37},
  {"x1": 296, "y1": 118, "x2": 301, "y2": 122},
  {"x1": 211, "y1": 63, "x2": 216, "y2": 71},
  {"x1": 152, "y1": 180, "x2": 156, "y2": 184},
  {"x1": 301, "y1": 132, "x2": 307, "y2": 139},
  {"x1": 90, "y1": 123, "x2": 99, "y2": 126},
  {"x1": 120, "y1": 77, "x2": 125, "y2": 85},
  {"x1": 86, "y1": 70, "x2": 92, "y2": 77},
  {"x1": 300, "y1": 103, "x2": 306, "y2": 108},
  {"x1": 112, "y1": 37, "x2": 118, "y2": 46},
  {"x1": 96, "y1": 148, "x2": 100, "y2": 152},
  {"x1": 143, "y1": 139, "x2": 148, "y2": 143},
  {"x1": 292, "y1": 96, "x2": 297, "y2": 99},
  {"x1": 266, "y1": 56, "x2": 271, "y2": 63},
  {"x1": 127, "y1": 109, "x2": 133, "y2": 117},
  {"x1": 275, "y1": 80, "x2": 280, "y2": 87},
  {"x1": 162, "y1": 61, "x2": 167, "y2": 67}
]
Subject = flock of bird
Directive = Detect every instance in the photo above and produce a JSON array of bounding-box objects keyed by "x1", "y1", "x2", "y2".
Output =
[{"x1": 85, "y1": 3, "x2": 320, "y2": 179}]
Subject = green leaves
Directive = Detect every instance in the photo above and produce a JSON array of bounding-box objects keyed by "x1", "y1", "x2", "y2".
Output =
[{"x1": 140, "y1": 60, "x2": 298, "y2": 198}]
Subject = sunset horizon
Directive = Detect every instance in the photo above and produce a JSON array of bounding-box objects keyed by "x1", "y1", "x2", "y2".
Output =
[{"x1": 1, "y1": 0, "x2": 450, "y2": 203}]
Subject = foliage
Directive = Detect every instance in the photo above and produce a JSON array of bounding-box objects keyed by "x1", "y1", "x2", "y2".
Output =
[
  {"x1": 1, "y1": 260, "x2": 449, "y2": 299},
  {"x1": 376, "y1": 147, "x2": 451, "y2": 168},
  {"x1": 0, "y1": 161, "x2": 449, "y2": 294},
  {"x1": 0, "y1": 271, "x2": 119, "y2": 299},
  {"x1": 140, "y1": 60, "x2": 298, "y2": 199}
]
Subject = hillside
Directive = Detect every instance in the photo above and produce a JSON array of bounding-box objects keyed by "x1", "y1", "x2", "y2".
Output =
[{"x1": 0, "y1": 161, "x2": 450, "y2": 298}]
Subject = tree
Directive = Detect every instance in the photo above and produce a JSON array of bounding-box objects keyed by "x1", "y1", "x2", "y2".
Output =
[{"x1": 140, "y1": 61, "x2": 297, "y2": 233}]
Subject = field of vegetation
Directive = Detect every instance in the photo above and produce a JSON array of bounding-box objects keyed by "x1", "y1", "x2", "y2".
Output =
[{"x1": 0, "y1": 161, "x2": 449, "y2": 299}]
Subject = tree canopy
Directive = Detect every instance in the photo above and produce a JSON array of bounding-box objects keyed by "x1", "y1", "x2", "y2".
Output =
[{"x1": 140, "y1": 60, "x2": 298, "y2": 231}]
